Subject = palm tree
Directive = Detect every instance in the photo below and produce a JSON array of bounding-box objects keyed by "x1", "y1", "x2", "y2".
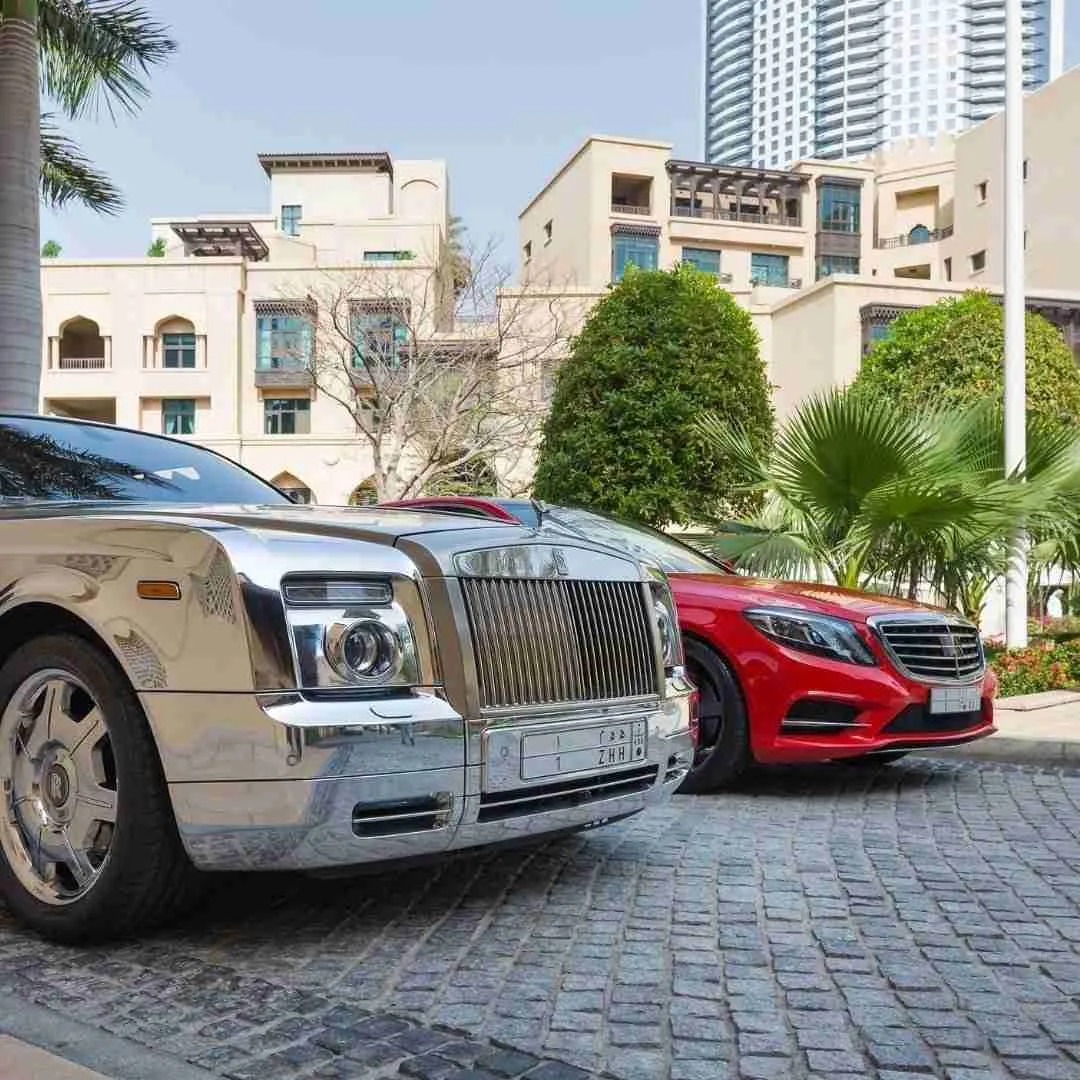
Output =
[
  {"x1": 0, "y1": 0, "x2": 174, "y2": 412},
  {"x1": 696, "y1": 390, "x2": 1080, "y2": 620}
]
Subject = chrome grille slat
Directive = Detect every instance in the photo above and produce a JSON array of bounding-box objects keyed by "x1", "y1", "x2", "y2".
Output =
[
  {"x1": 462, "y1": 578, "x2": 657, "y2": 710},
  {"x1": 874, "y1": 616, "x2": 985, "y2": 682}
]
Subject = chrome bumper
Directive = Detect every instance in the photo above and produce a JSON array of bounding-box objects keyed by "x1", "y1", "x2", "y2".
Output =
[{"x1": 147, "y1": 689, "x2": 693, "y2": 872}]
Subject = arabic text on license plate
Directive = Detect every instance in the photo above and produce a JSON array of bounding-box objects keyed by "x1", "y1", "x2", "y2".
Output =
[
  {"x1": 928, "y1": 685, "x2": 981, "y2": 715},
  {"x1": 520, "y1": 720, "x2": 647, "y2": 780}
]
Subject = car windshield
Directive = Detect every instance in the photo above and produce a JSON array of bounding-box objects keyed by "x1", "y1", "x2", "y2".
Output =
[
  {"x1": 538, "y1": 505, "x2": 724, "y2": 574},
  {"x1": 0, "y1": 417, "x2": 289, "y2": 505}
]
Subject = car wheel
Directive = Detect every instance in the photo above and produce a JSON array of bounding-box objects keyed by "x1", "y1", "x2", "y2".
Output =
[
  {"x1": 0, "y1": 634, "x2": 199, "y2": 942},
  {"x1": 677, "y1": 639, "x2": 751, "y2": 794},
  {"x1": 836, "y1": 751, "x2": 911, "y2": 766}
]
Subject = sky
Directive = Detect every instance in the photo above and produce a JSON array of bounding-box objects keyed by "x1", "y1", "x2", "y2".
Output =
[{"x1": 41, "y1": 0, "x2": 1080, "y2": 267}]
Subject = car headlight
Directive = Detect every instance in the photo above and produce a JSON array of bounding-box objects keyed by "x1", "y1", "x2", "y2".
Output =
[
  {"x1": 282, "y1": 575, "x2": 423, "y2": 690},
  {"x1": 744, "y1": 607, "x2": 877, "y2": 667},
  {"x1": 649, "y1": 577, "x2": 683, "y2": 672}
]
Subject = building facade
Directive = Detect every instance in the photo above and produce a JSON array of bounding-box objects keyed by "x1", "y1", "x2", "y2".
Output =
[
  {"x1": 41, "y1": 151, "x2": 456, "y2": 505},
  {"x1": 705, "y1": 0, "x2": 1065, "y2": 168}
]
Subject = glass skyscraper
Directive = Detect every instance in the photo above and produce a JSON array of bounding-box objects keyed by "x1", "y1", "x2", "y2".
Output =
[{"x1": 705, "y1": 0, "x2": 1065, "y2": 167}]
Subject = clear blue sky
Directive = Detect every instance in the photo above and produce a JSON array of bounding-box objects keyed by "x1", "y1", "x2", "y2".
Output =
[{"x1": 41, "y1": 0, "x2": 1080, "y2": 265}]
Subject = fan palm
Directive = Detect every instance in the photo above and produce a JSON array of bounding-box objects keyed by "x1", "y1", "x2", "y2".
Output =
[
  {"x1": 696, "y1": 390, "x2": 1080, "y2": 620},
  {"x1": 0, "y1": 0, "x2": 174, "y2": 411}
]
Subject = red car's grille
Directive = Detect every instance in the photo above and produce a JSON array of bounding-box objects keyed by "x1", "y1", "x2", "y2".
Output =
[
  {"x1": 874, "y1": 617, "x2": 984, "y2": 682},
  {"x1": 460, "y1": 578, "x2": 657, "y2": 710}
]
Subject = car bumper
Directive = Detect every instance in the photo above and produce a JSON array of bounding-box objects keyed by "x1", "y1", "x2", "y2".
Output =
[
  {"x1": 145, "y1": 689, "x2": 693, "y2": 871},
  {"x1": 737, "y1": 647, "x2": 997, "y2": 765}
]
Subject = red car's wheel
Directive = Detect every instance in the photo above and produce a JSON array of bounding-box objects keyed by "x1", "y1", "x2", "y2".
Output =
[{"x1": 677, "y1": 639, "x2": 751, "y2": 793}]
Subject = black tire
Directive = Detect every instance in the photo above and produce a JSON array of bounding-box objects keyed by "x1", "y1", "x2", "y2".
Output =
[
  {"x1": 677, "y1": 638, "x2": 752, "y2": 793},
  {"x1": 836, "y1": 751, "x2": 911, "y2": 766},
  {"x1": 0, "y1": 634, "x2": 200, "y2": 942}
]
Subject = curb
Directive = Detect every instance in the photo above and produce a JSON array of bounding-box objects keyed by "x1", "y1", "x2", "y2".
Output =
[
  {"x1": 0, "y1": 994, "x2": 213, "y2": 1080},
  {"x1": 918, "y1": 735, "x2": 1080, "y2": 768}
]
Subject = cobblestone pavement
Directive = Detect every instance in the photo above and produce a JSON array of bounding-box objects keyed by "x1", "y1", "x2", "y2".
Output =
[{"x1": 2, "y1": 758, "x2": 1080, "y2": 1080}]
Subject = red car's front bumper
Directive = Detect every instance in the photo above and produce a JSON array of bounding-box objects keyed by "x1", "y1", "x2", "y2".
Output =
[{"x1": 733, "y1": 640, "x2": 996, "y2": 764}]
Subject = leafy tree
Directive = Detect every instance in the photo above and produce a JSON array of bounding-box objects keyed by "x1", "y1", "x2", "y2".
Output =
[
  {"x1": 40, "y1": 238, "x2": 61, "y2": 256},
  {"x1": 533, "y1": 265, "x2": 774, "y2": 527},
  {"x1": 696, "y1": 390, "x2": 1080, "y2": 619},
  {"x1": 855, "y1": 291, "x2": 1080, "y2": 425},
  {"x1": 146, "y1": 236, "x2": 165, "y2": 257}
]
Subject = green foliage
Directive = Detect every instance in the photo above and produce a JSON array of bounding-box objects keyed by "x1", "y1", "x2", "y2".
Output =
[
  {"x1": 145, "y1": 236, "x2": 165, "y2": 257},
  {"x1": 988, "y1": 639, "x2": 1080, "y2": 697},
  {"x1": 40, "y1": 238, "x2": 62, "y2": 257},
  {"x1": 533, "y1": 265, "x2": 774, "y2": 527},
  {"x1": 696, "y1": 390, "x2": 1080, "y2": 618},
  {"x1": 36, "y1": 0, "x2": 176, "y2": 213},
  {"x1": 855, "y1": 291, "x2": 1080, "y2": 425}
]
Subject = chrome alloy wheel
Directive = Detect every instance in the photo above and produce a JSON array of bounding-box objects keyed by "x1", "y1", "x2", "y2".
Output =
[{"x1": 0, "y1": 670, "x2": 117, "y2": 905}]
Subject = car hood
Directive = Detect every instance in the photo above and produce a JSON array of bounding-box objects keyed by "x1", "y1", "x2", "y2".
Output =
[{"x1": 670, "y1": 572, "x2": 953, "y2": 623}]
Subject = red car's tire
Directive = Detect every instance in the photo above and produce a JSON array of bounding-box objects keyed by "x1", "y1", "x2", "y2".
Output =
[{"x1": 677, "y1": 638, "x2": 751, "y2": 794}]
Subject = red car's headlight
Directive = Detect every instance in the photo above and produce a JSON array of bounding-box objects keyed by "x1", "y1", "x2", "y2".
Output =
[{"x1": 744, "y1": 606, "x2": 877, "y2": 667}]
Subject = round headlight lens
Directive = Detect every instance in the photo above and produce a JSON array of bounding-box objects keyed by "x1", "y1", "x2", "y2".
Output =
[{"x1": 326, "y1": 619, "x2": 401, "y2": 681}]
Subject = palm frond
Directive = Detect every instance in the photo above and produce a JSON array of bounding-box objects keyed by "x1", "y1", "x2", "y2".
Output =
[
  {"x1": 38, "y1": 0, "x2": 176, "y2": 121},
  {"x1": 40, "y1": 116, "x2": 122, "y2": 213}
]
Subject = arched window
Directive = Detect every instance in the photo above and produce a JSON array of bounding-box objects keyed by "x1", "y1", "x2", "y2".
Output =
[
  {"x1": 58, "y1": 318, "x2": 105, "y2": 369},
  {"x1": 908, "y1": 224, "x2": 931, "y2": 245},
  {"x1": 272, "y1": 471, "x2": 313, "y2": 505},
  {"x1": 156, "y1": 316, "x2": 197, "y2": 369},
  {"x1": 348, "y1": 479, "x2": 378, "y2": 506}
]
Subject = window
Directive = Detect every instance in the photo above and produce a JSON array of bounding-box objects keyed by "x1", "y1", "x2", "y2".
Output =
[
  {"x1": 523, "y1": 241, "x2": 532, "y2": 262},
  {"x1": 750, "y1": 252, "x2": 790, "y2": 286},
  {"x1": 611, "y1": 233, "x2": 658, "y2": 281},
  {"x1": 1023, "y1": 159, "x2": 1030, "y2": 181},
  {"x1": 363, "y1": 250, "x2": 414, "y2": 262},
  {"x1": 816, "y1": 254, "x2": 859, "y2": 279},
  {"x1": 818, "y1": 183, "x2": 860, "y2": 233},
  {"x1": 970, "y1": 250, "x2": 987, "y2": 273},
  {"x1": 351, "y1": 303, "x2": 409, "y2": 367},
  {"x1": 908, "y1": 224, "x2": 931, "y2": 244},
  {"x1": 162, "y1": 399, "x2": 195, "y2": 436},
  {"x1": 944, "y1": 256, "x2": 952, "y2": 281},
  {"x1": 976, "y1": 181, "x2": 988, "y2": 203},
  {"x1": 543, "y1": 220, "x2": 553, "y2": 244},
  {"x1": 162, "y1": 332, "x2": 196, "y2": 369},
  {"x1": 264, "y1": 398, "x2": 311, "y2": 435},
  {"x1": 680, "y1": 247, "x2": 722, "y2": 276},
  {"x1": 255, "y1": 307, "x2": 313, "y2": 370},
  {"x1": 280, "y1": 205, "x2": 302, "y2": 237}
]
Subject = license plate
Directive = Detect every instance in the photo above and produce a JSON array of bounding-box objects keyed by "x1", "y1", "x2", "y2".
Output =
[
  {"x1": 520, "y1": 720, "x2": 647, "y2": 780},
  {"x1": 929, "y1": 685, "x2": 981, "y2": 715}
]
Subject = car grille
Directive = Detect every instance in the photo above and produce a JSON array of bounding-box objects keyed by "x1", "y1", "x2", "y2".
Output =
[
  {"x1": 461, "y1": 578, "x2": 657, "y2": 710},
  {"x1": 477, "y1": 764, "x2": 658, "y2": 822},
  {"x1": 874, "y1": 617, "x2": 984, "y2": 682}
]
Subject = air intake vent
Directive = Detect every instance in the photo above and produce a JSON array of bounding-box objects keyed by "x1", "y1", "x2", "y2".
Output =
[
  {"x1": 477, "y1": 765, "x2": 657, "y2": 823},
  {"x1": 873, "y1": 617, "x2": 984, "y2": 682},
  {"x1": 782, "y1": 699, "x2": 863, "y2": 735},
  {"x1": 351, "y1": 794, "x2": 453, "y2": 837}
]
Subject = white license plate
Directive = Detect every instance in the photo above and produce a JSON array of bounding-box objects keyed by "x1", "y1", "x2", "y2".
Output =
[
  {"x1": 929, "y1": 685, "x2": 982, "y2": 715},
  {"x1": 521, "y1": 720, "x2": 647, "y2": 780}
]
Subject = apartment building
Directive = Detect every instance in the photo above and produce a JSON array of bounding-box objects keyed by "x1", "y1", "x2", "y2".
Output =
[
  {"x1": 41, "y1": 151, "x2": 454, "y2": 505},
  {"x1": 705, "y1": 0, "x2": 1065, "y2": 168},
  {"x1": 521, "y1": 63, "x2": 1080, "y2": 418}
]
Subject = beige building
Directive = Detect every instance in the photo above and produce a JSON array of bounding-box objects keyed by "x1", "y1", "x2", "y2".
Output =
[{"x1": 41, "y1": 151, "x2": 455, "y2": 505}]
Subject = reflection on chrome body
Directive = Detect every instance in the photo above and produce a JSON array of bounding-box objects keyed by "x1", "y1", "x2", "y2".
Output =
[{"x1": 0, "y1": 504, "x2": 692, "y2": 872}]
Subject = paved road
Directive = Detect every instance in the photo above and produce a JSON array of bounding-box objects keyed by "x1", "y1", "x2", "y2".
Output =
[{"x1": 2, "y1": 757, "x2": 1079, "y2": 1080}]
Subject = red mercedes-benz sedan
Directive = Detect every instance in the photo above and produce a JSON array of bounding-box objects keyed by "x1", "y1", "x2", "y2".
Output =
[{"x1": 383, "y1": 497, "x2": 997, "y2": 792}]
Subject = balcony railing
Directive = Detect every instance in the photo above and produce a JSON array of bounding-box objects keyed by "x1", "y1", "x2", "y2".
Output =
[
  {"x1": 611, "y1": 203, "x2": 652, "y2": 216},
  {"x1": 672, "y1": 206, "x2": 801, "y2": 228},
  {"x1": 750, "y1": 276, "x2": 802, "y2": 289},
  {"x1": 57, "y1": 355, "x2": 108, "y2": 371},
  {"x1": 876, "y1": 225, "x2": 954, "y2": 249}
]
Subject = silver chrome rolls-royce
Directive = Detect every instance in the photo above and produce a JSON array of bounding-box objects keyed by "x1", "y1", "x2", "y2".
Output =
[{"x1": 0, "y1": 416, "x2": 694, "y2": 941}]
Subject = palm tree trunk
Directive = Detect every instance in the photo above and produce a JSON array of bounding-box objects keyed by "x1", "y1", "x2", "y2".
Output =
[{"x1": 0, "y1": 0, "x2": 42, "y2": 413}]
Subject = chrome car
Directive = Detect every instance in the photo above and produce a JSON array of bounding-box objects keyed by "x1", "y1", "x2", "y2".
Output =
[{"x1": 0, "y1": 416, "x2": 693, "y2": 942}]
